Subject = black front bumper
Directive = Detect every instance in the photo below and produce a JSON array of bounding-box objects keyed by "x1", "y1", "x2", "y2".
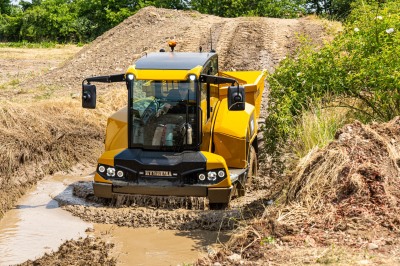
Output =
[{"x1": 93, "y1": 182, "x2": 232, "y2": 203}]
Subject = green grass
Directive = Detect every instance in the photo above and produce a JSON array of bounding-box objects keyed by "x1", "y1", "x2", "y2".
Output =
[
  {"x1": 33, "y1": 85, "x2": 57, "y2": 100},
  {"x1": 8, "y1": 79, "x2": 20, "y2": 86},
  {"x1": 0, "y1": 41, "x2": 60, "y2": 48},
  {"x1": 292, "y1": 104, "x2": 349, "y2": 158},
  {"x1": 0, "y1": 79, "x2": 20, "y2": 90}
]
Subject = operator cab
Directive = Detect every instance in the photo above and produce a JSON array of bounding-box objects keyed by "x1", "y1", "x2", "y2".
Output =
[
  {"x1": 130, "y1": 79, "x2": 197, "y2": 151},
  {"x1": 126, "y1": 52, "x2": 218, "y2": 152}
]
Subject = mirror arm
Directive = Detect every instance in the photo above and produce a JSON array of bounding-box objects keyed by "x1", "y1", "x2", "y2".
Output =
[
  {"x1": 199, "y1": 74, "x2": 237, "y2": 86},
  {"x1": 83, "y1": 73, "x2": 126, "y2": 84}
]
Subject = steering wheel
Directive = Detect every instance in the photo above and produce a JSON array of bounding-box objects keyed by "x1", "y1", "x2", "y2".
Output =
[{"x1": 141, "y1": 100, "x2": 158, "y2": 124}]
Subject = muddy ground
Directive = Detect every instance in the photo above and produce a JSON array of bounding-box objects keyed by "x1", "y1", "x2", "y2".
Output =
[{"x1": 2, "y1": 6, "x2": 399, "y2": 266}]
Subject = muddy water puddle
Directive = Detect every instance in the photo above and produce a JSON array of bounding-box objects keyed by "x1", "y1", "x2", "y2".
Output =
[
  {"x1": 0, "y1": 173, "x2": 227, "y2": 265},
  {"x1": 92, "y1": 225, "x2": 227, "y2": 265},
  {"x1": 0, "y1": 175, "x2": 92, "y2": 265}
]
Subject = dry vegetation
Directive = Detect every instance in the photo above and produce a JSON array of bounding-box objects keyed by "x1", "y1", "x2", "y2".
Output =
[
  {"x1": 0, "y1": 89, "x2": 126, "y2": 218},
  {"x1": 0, "y1": 46, "x2": 81, "y2": 94}
]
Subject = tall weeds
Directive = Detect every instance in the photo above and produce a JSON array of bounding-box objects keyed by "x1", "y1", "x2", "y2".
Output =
[{"x1": 292, "y1": 104, "x2": 348, "y2": 158}]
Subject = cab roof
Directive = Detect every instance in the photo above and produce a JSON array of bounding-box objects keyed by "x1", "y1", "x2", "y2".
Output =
[{"x1": 135, "y1": 52, "x2": 216, "y2": 70}]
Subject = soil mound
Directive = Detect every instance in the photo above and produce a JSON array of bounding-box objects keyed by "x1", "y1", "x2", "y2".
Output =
[
  {"x1": 284, "y1": 117, "x2": 400, "y2": 233},
  {"x1": 18, "y1": 237, "x2": 116, "y2": 266},
  {"x1": 26, "y1": 6, "x2": 334, "y2": 95}
]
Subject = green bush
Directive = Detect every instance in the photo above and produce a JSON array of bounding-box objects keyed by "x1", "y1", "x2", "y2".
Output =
[
  {"x1": 0, "y1": 0, "x2": 143, "y2": 43},
  {"x1": 190, "y1": 0, "x2": 306, "y2": 18},
  {"x1": 265, "y1": 0, "x2": 400, "y2": 157}
]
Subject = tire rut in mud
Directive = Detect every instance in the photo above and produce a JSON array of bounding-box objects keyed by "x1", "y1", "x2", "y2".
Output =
[{"x1": 54, "y1": 176, "x2": 273, "y2": 231}]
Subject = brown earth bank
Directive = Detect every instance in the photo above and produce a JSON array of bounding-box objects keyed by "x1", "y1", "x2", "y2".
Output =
[{"x1": 0, "y1": 97, "x2": 124, "y2": 219}]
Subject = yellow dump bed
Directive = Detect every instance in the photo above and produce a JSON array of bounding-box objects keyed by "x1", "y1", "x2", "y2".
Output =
[{"x1": 218, "y1": 70, "x2": 267, "y2": 119}]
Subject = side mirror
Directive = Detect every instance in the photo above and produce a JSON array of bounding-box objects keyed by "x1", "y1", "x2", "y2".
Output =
[
  {"x1": 228, "y1": 85, "x2": 245, "y2": 111},
  {"x1": 82, "y1": 83, "x2": 96, "y2": 109}
]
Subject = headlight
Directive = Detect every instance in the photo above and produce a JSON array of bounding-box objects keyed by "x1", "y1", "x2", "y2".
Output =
[
  {"x1": 107, "y1": 167, "x2": 115, "y2": 177},
  {"x1": 198, "y1": 173, "x2": 206, "y2": 181},
  {"x1": 207, "y1": 171, "x2": 217, "y2": 181},
  {"x1": 196, "y1": 169, "x2": 226, "y2": 184},
  {"x1": 218, "y1": 170, "x2": 225, "y2": 178},
  {"x1": 98, "y1": 165, "x2": 106, "y2": 173},
  {"x1": 97, "y1": 164, "x2": 128, "y2": 180}
]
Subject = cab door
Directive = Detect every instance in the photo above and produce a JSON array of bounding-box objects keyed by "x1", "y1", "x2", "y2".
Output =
[{"x1": 200, "y1": 57, "x2": 219, "y2": 152}]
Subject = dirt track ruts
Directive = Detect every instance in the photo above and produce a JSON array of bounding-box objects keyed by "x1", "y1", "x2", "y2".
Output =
[{"x1": 21, "y1": 7, "x2": 332, "y2": 95}]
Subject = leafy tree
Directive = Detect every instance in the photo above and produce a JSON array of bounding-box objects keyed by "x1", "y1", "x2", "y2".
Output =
[
  {"x1": 73, "y1": 0, "x2": 144, "y2": 42},
  {"x1": 306, "y1": 0, "x2": 355, "y2": 19},
  {"x1": 190, "y1": 0, "x2": 305, "y2": 18},
  {"x1": 146, "y1": 0, "x2": 189, "y2": 9},
  {"x1": 265, "y1": 0, "x2": 400, "y2": 156},
  {"x1": 0, "y1": 3, "x2": 23, "y2": 41},
  {"x1": 0, "y1": 0, "x2": 12, "y2": 14},
  {"x1": 18, "y1": 0, "x2": 77, "y2": 42},
  {"x1": 256, "y1": 0, "x2": 306, "y2": 18},
  {"x1": 1, "y1": 0, "x2": 147, "y2": 43}
]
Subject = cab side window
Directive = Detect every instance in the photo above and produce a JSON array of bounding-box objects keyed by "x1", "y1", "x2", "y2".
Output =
[
  {"x1": 203, "y1": 58, "x2": 218, "y2": 76},
  {"x1": 201, "y1": 57, "x2": 219, "y2": 121},
  {"x1": 210, "y1": 57, "x2": 218, "y2": 75}
]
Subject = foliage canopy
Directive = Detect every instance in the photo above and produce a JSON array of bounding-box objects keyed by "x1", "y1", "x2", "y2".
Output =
[
  {"x1": 0, "y1": 0, "x2": 358, "y2": 43},
  {"x1": 265, "y1": 0, "x2": 400, "y2": 156}
]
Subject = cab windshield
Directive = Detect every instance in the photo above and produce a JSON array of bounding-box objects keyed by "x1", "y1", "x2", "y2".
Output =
[{"x1": 129, "y1": 79, "x2": 199, "y2": 151}]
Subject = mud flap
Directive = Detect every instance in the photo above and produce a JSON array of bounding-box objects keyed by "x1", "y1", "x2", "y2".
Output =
[
  {"x1": 236, "y1": 171, "x2": 248, "y2": 197},
  {"x1": 208, "y1": 187, "x2": 232, "y2": 203},
  {"x1": 93, "y1": 182, "x2": 112, "y2": 198}
]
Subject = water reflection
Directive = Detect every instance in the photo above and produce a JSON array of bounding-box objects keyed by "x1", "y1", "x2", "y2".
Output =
[{"x1": 0, "y1": 175, "x2": 91, "y2": 265}]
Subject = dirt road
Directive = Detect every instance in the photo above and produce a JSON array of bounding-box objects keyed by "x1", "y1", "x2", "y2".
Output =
[{"x1": 0, "y1": 7, "x2": 355, "y2": 265}]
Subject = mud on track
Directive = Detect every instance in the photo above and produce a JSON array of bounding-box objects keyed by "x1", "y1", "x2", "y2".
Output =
[{"x1": 54, "y1": 174, "x2": 272, "y2": 232}]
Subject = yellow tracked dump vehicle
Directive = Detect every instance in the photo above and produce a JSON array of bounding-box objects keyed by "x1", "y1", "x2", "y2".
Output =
[{"x1": 82, "y1": 46, "x2": 266, "y2": 209}]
